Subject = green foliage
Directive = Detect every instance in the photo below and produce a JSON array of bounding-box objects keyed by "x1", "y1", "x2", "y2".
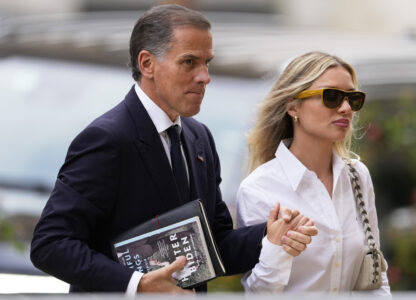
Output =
[
  {"x1": 0, "y1": 216, "x2": 14, "y2": 241},
  {"x1": 356, "y1": 95, "x2": 416, "y2": 290},
  {"x1": 357, "y1": 96, "x2": 416, "y2": 211},
  {"x1": 387, "y1": 229, "x2": 416, "y2": 290},
  {"x1": 0, "y1": 216, "x2": 25, "y2": 251},
  {"x1": 208, "y1": 274, "x2": 244, "y2": 292},
  {"x1": 394, "y1": 230, "x2": 416, "y2": 278}
]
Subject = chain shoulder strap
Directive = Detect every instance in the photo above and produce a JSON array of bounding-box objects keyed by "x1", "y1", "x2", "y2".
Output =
[
  {"x1": 345, "y1": 161, "x2": 376, "y2": 249},
  {"x1": 345, "y1": 161, "x2": 381, "y2": 283}
]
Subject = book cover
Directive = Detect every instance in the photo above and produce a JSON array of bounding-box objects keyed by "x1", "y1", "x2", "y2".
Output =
[{"x1": 114, "y1": 216, "x2": 216, "y2": 288}]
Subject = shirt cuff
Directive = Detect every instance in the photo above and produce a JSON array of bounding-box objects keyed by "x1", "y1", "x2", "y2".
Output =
[
  {"x1": 244, "y1": 236, "x2": 293, "y2": 291},
  {"x1": 125, "y1": 271, "x2": 144, "y2": 297},
  {"x1": 260, "y1": 236, "x2": 293, "y2": 271}
]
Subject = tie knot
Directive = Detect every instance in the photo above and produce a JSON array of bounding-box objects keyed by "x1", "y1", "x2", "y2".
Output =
[{"x1": 167, "y1": 125, "x2": 181, "y2": 144}]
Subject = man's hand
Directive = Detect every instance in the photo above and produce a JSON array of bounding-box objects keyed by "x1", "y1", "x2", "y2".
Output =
[
  {"x1": 266, "y1": 203, "x2": 318, "y2": 257},
  {"x1": 137, "y1": 256, "x2": 194, "y2": 294}
]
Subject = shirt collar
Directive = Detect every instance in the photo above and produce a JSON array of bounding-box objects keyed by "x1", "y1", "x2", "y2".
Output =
[
  {"x1": 275, "y1": 139, "x2": 307, "y2": 191},
  {"x1": 134, "y1": 83, "x2": 181, "y2": 134},
  {"x1": 332, "y1": 150, "x2": 347, "y2": 189},
  {"x1": 275, "y1": 139, "x2": 347, "y2": 191}
]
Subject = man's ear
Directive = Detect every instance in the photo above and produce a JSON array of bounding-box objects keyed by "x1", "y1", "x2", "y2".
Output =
[{"x1": 138, "y1": 50, "x2": 155, "y2": 79}]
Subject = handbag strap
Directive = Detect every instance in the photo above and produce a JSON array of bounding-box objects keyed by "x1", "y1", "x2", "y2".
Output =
[
  {"x1": 345, "y1": 161, "x2": 376, "y2": 250},
  {"x1": 345, "y1": 161, "x2": 381, "y2": 283}
]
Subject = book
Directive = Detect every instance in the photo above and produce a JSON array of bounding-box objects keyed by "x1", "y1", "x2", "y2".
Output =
[{"x1": 111, "y1": 200, "x2": 226, "y2": 288}]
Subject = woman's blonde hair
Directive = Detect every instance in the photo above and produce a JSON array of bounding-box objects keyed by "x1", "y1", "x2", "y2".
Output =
[{"x1": 247, "y1": 51, "x2": 359, "y2": 173}]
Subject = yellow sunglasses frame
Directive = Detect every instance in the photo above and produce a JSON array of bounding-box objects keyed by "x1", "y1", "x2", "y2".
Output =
[{"x1": 296, "y1": 88, "x2": 366, "y2": 111}]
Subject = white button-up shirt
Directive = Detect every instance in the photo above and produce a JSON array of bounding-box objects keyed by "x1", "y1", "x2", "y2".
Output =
[
  {"x1": 126, "y1": 83, "x2": 189, "y2": 297},
  {"x1": 236, "y1": 140, "x2": 390, "y2": 295},
  {"x1": 135, "y1": 83, "x2": 182, "y2": 166}
]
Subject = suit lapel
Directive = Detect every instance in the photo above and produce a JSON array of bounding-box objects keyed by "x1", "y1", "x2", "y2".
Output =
[
  {"x1": 181, "y1": 119, "x2": 207, "y2": 201},
  {"x1": 123, "y1": 86, "x2": 182, "y2": 211}
]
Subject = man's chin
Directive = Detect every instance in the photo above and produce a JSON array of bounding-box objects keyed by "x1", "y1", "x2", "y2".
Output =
[{"x1": 181, "y1": 106, "x2": 201, "y2": 118}]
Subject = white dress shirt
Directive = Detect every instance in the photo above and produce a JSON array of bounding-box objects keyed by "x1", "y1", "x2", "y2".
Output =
[
  {"x1": 125, "y1": 83, "x2": 189, "y2": 297},
  {"x1": 236, "y1": 139, "x2": 390, "y2": 295}
]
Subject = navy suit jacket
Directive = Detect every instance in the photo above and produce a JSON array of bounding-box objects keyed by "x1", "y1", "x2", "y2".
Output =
[{"x1": 31, "y1": 86, "x2": 265, "y2": 292}]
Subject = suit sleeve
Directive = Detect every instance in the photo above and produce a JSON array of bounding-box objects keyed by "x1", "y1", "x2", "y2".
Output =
[
  {"x1": 202, "y1": 124, "x2": 266, "y2": 275},
  {"x1": 30, "y1": 125, "x2": 134, "y2": 292}
]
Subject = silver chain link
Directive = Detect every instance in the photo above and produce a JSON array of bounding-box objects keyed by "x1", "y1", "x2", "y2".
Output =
[{"x1": 345, "y1": 161, "x2": 380, "y2": 284}]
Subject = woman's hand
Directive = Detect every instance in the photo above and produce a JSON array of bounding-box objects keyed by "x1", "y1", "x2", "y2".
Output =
[
  {"x1": 282, "y1": 219, "x2": 318, "y2": 256},
  {"x1": 266, "y1": 203, "x2": 318, "y2": 256}
]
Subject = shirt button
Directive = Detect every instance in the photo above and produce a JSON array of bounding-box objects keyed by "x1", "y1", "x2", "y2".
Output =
[
  {"x1": 285, "y1": 255, "x2": 291, "y2": 261},
  {"x1": 335, "y1": 263, "x2": 340, "y2": 268},
  {"x1": 333, "y1": 288, "x2": 338, "y2": 292},
  {"x1": 335, "y1": 237, "x2": 340, "y2": 243}
]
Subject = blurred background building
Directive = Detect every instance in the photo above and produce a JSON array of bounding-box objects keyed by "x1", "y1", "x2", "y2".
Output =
[
  {"x1": 0, "y1": 0, "x2": 415, "y2": 294},
  {"x1": 2, "y1": 0, "x2": 416, "y2": 34}
]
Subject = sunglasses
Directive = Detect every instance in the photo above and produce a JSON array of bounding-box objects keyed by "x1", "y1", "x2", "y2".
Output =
[{"x1": 296, "y1": 88, "x2": 366, "y2": 111}]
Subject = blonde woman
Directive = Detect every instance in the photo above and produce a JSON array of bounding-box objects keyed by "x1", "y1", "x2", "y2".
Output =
[{"x1": 236, "y1": 51, "x2": 390, "y2": 294}]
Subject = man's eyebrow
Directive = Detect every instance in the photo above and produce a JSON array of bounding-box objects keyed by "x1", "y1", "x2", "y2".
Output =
[
  {"x1": 179, "y1": 54, "x2": 200, "y2": 60},
  {"x1": 179, "y1": 54, "x2": 215, "y2": 62}
]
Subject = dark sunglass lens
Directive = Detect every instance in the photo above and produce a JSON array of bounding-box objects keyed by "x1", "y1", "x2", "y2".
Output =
[
  {"x1": 323, "y1": 89, "x2": 343, "y2": 108},
  {"x1": 349, "y1": 93, "x2": 365, "y2": 111}
]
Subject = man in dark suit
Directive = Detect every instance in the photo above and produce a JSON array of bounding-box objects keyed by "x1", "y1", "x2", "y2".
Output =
[{"x1": 31, "y1": 4, "x2": 317, "y2": 294}]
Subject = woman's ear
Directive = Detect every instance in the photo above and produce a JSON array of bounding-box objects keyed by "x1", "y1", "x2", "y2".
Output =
[
  {"x1": 138, "y1": 50, "x2": 155, "y2": 79},
  {"x1": 286, "y1": 100, "x2": 299, "y2": 119}
]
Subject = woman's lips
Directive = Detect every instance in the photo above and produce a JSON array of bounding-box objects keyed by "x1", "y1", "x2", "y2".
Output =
[{"x1": 333, "y1": 118, "x2": 350, "y2": 128}]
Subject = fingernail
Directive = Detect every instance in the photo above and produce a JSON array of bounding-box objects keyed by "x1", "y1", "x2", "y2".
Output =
[
  {"x1": 287, "y1": 231, "x2": 293, "y2": 237},
  {"x1": 282, "y1": 236, "x2": 287, "y2": 243}
]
